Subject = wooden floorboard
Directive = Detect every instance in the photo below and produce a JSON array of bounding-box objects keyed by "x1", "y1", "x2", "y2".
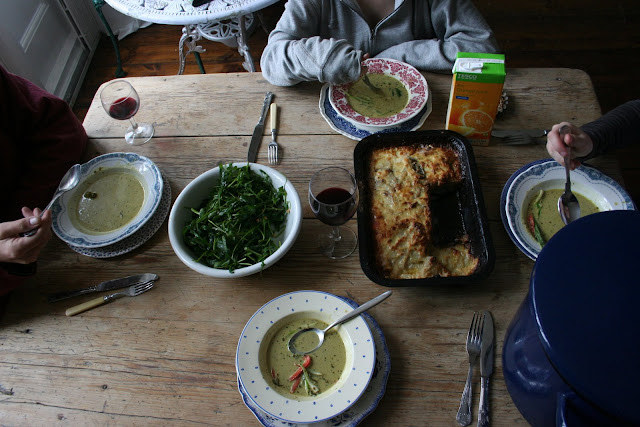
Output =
[{"x1": 74, "y1": 0, "x2": 639, "y2": 205}]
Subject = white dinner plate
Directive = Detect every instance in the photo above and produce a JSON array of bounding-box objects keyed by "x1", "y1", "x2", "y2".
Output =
[
  {"x1": 501, "y1": 159, "x2": 636, "y2": 260},
  {"x1": 51, "y1": 152, "x2": 163, "y2": 248},
  {"x1": 236, "y1": 291, "x2": 376, "y2": 424},
  {"x1": 238, "y1": 298, "x2": 390, "y2": 427}
]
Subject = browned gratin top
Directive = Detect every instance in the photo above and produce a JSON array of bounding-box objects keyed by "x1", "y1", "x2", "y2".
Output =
[{"x1": 369, "y1": 144, "x2": 479, "y2": 279}]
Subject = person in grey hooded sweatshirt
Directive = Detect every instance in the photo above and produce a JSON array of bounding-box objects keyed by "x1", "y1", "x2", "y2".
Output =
[{"x1": 260, "y1": 0, "x2": 500, "y2": 87}]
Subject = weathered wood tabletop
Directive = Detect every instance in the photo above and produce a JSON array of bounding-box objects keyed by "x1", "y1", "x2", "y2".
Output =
[{"x1": 0, "y1": 69, "x2": 621, "y2": 425}]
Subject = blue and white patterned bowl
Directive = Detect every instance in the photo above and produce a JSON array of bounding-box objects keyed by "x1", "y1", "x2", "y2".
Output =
[
  {"x1": 236, "y1": 291, "x2": 376, "y2": 424},
  {"x1": 500, "y1": 159, "x2": 636, "y2": 260},
  {"x1": 52, "y1": 152, "x2": 163, "y2": 248}
]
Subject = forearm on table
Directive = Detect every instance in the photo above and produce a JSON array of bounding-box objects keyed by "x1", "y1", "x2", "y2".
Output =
[
  {"x1": 261, "y1": 34, "x2": 362, "y2": 86},
  {"x1": 580, "y1": 99, "x2": 640, "y2": 160}
]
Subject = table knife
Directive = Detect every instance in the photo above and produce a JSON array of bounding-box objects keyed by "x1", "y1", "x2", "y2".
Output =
[
  {"x1": 247, "y1": 91, "x2": 274, "y2": 163},
  {"x1": 47, "y1": 273, "x2": 158, "y2": 303},
  {"x1": 478, "y1": 310, "x2": 494, "y2": 427},
  {"x1": 491, "y1": 129, "x2": 548, "y2": 138}
]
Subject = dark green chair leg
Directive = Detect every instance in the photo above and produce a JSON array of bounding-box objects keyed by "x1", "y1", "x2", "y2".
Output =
[
  {"x1": 93, "y1": 0, "x2": 127, "y2": 78},
  {"x1": 194, "y1": 52, "x2": 206, "y2": 74}
]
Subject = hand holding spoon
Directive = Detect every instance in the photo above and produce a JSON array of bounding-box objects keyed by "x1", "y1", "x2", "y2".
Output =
[
  {"x1": 22, "y1": 164, "x2": 82, "y2": 237},
  {"x1": 288, "y1": 290, "x2": 392, "y2": 355},
  {"x1": 557, "y1": 125, "x2": 581, "y2": 225}
]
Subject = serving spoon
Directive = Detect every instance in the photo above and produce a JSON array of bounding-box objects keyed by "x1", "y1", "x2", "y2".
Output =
[
  {"x1": 557, "y1": 125, "x2": 581, "y2": 225},
  {"x1": 288, "y1": 290, "x2": 392, "y2": 355},
  {"x1": 22, "y1": 163, "x2": 82, "y2": 237}
]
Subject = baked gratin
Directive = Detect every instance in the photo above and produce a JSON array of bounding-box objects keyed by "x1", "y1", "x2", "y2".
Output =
[{"x1": 369, "y1": 144, "x2": 479, "y2": 279}]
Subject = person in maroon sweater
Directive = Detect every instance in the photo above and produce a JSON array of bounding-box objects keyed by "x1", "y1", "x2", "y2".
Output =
[{"x1": 0, "y1": 65, "x2": 87, "y2": 302}]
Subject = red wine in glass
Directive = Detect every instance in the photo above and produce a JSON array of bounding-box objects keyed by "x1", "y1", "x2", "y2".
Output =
[
  {"x1": 100, "y1": 80, "x2": 154, "y2": 145},
  {"x1": 311, "y1": 187, "x2": 357, "y2": 226},
  {"x1": 309, "y1": 167, "x2": 359, "y2": 259},
  {"x1": 108, "y1": 96, "x2": 139, "y2": 120}
]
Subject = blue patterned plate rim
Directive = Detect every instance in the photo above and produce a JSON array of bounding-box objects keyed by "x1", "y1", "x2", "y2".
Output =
[
  {"x1": 237, "y1": 296, "x2": 390, "y2": 427},
  {"x1": 500, "y1": 158, "x2": 636, "y2": 260},
  {"x1": 51, "y1": 152, "x2": 163, "y2": 248}
]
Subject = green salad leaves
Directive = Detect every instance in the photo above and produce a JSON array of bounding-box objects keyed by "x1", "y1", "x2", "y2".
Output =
[{"x1": 183, "y1": 164, "x2": 289, "y2": 272}]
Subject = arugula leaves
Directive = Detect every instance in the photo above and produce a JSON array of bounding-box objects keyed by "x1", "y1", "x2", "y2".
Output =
[{"x1": 183, "y1": 163, "x2": 289, "y2": 272}]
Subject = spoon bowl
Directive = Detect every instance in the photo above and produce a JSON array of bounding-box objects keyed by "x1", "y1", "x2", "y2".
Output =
[
  {"x1": 288, "y1": 290, "x2": 391, "y2": 355},
  {"x1": 557, "y1": 126, "x2": 581, "y2": 225},
  {"x1": 22, "y1": 163, "x2": 82, "y2": 237},
  {"x1": 362, "y1": 73, "x2": 384, "y2": 96}
]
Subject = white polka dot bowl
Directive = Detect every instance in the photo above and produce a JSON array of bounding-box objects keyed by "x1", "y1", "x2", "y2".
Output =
[{"x1": 236, "y1": 290, "x2": 376, "y2": 424}]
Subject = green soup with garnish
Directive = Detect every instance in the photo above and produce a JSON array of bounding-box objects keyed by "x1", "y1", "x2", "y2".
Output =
[
  {"x1": 346, "y1": 73, "x2": 409, "y2": 118},
  {"x1": 261, "y1": 317, "x2": 346, "y2": 399},
  {"x1": 524, "y1": 188, "x2": 601, "y2": 246},
  {"x1": 69, "y1": 167, "x2": 145, "y2": 234}
]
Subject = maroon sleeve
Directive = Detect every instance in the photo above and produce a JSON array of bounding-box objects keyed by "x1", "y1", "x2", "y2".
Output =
[
  {"x1": 0, "y1": 65, "x2": 87, "y2": 222},
  {"x1": 1, "y1": 65, "x2": 87, "y2": 294}
]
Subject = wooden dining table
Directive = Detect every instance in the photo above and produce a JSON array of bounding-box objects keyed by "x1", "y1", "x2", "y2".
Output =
[{"x1": 0, "y1": 68, "x2": 623, "y2": 425}]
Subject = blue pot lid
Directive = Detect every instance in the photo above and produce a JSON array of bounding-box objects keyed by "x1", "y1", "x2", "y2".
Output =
[{"x1": 531, "y1": 210, "x2": 640, "y2": 424}]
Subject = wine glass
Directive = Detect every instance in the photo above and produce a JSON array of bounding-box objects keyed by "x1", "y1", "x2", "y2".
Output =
[
  {"x1": 100, "y1": 80, "x2": 154, "y2": 145},
  {"x1": 309, "y1": 167, "x2": 359, "y2": 259}
]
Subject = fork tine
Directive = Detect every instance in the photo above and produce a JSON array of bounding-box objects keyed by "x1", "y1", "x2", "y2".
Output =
[
  {"x1": 134, "y1": 281, "x2": 154, "y2": 294},
  {"x1": 467, "y1": 312, "x2": 480, "y2": 345},
  {"x1": 473, "y1": 311, "x2": 484, "y2": 344}
]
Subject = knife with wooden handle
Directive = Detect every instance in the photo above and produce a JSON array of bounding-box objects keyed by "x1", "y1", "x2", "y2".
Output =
[{"x1": 478, "y1": 310, "x2": 494, "y2": 427}]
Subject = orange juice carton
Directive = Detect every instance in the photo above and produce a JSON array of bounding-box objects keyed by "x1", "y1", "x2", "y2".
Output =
[{"x1": 446, "y1": 52, "x2": 506, "y2": 146}]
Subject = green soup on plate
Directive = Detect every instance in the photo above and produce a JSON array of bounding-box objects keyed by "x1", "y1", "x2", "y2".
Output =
[
  {"x1": 346, "y1": 74, "x2": 409, "y2": 118},
  {"x1": 262, "y1": 317, "x2": 346, "y2": 399}
]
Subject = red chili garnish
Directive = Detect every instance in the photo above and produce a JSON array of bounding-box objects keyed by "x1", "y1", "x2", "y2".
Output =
[
  {"x1": 288, "y1": 355, "x2": 312, "y2": 382},
  {"x1": 289, "y1": 376, "x2": 302, "y2": 393},
  {"x1": 527, "y1": 213, "x2": 535, "y2": 235}
]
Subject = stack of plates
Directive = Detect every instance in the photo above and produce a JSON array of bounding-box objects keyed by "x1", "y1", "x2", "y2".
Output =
[
  {"x1": 319, "y1": 83, "x2": 432, "y2": 141},
  {"x1": 236, "y1": 291, "x2": 391, "y2": 427},
  {"x1": 51, "y1": 152, "x2": 171, "y2": 258}
]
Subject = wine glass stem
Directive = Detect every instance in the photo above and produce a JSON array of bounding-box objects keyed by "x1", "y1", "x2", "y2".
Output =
[
  {"x1": 329, "y1": 227, "x2": 342, "y2": 257},
  {"x1": 330, "y1": 226, "x2": 342, "y2": 241},
  {"x1": 129, "y1": 117, "x2": 140, "y2": 134}
]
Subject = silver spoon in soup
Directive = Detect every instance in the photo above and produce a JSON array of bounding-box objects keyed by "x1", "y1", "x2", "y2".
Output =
[
  {"x1": 557, "y1": 125, "x2": 581, "y2": 225},
  {"x1": 288, "y1": 290, "x2": 392, "y2": 355}
]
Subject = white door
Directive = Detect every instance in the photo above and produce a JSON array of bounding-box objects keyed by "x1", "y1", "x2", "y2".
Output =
[{"x1": 0, "y1": 0, "x2": 100, "y2": 104}]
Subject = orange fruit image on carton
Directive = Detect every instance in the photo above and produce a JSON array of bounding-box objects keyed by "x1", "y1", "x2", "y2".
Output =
[{"x1": 446, "y1": 53, "x2": 506, "y2": 146}]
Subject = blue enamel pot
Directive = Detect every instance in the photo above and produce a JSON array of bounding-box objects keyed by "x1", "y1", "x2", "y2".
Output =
[{"x1": 503, "y1": 210, "x2": 640, "y2": 426}]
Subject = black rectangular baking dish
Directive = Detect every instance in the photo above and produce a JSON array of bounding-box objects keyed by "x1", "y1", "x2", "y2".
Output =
[{"x1": 353, "y1": 130, "x2": 495, "y2": 286}]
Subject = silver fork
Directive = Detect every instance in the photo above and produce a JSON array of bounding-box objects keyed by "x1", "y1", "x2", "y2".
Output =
[
  {"x1": 456, "y1": 311, "x2": 484, "y2": 426},
  {"x1": 501, "y1": 130, "x2": 549, "y2": 145},
  {"x1": 65, "y1": 281, "x2": 155, "y2": 316},
  {"x1": 268, "y1": 102, "x2": 280, "y2": 165}
]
